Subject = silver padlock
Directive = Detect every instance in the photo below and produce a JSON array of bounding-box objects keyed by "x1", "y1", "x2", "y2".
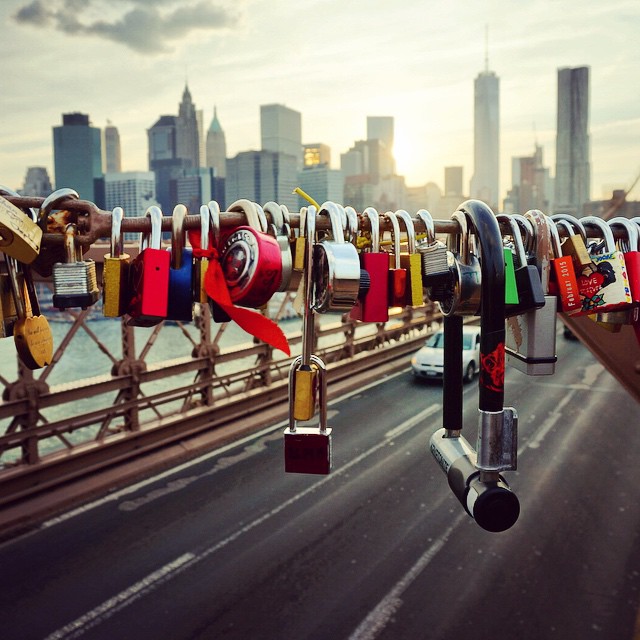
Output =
[
  {"x1": 505, "y1": 211, "x2": 559, "y2": 376},
  {"x1": 52, "y1": 223, "x2": 100, "y2": 310},
  {"x1": 416, "y1": 209, "x2": 449, "y2": 286},
  {"x1": 312, "y1": 201, "x2": 361, "y2": 313},
  {"x1": 284, "y1": 354, "x2": 332, "y2": 475},
  {"x1": 437, "y1": 211, "x2": 482, "y2": 317},
  {"x1": 476, "y1": 407, "x2": 518, "y2": 473}
]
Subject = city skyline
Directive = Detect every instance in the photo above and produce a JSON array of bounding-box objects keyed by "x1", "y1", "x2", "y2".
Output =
[{"x1": 2, "y1": 0, "x2": 638, "y2": 204}]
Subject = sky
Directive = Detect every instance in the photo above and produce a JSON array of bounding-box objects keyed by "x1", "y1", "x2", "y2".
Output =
[{"x1": 1, "y1": 0, "x2": 639, "y2": 206}]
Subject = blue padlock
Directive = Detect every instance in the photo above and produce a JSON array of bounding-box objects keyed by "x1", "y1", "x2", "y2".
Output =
[{"x1": 166, "y1": 204, "x2": 194, "y2": 322}]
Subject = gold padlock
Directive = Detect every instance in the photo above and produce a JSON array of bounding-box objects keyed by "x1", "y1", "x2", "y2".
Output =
[
  {"x1": 293, "y1": 207, "x2": 307, "y2": 272},
  {"x1": 0, "y1": 194, "x2": 43, "y2": 264},
  {"x1": 552, "y1": 215, "x2": 592, "y2": 268},
  {"x1": 396, "y1": 209, "x2": 424, "y2": 307},
  {"x1": 103, "y1": 207, "x2": 131, "y2": 317},
  {"x1": 7, "y1": 256, "x2": 53, "y2": 369}
]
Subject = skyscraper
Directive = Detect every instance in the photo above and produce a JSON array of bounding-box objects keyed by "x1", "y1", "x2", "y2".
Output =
[
  {"x1": 21, "y1": 167, "x2": 52, "y2": 197},
  {"x1": 104, "y1": 121, "x2": 122, "y2": 173},
  {"x1": 469, "y1": 59, "x2": 500, "y2": 210},
  {"x1": 206, "y1": 107, "x2": 227, "y2": 178},
  {"x1": 53, "y1": 112, "x2": 102, "y2": 200},
  {"x1": 366, "y1": 116, "x2": 395, "y2": 175},
  {"x1": 555, "y1": 66, "x2": 590, "y2": 216},
  {"x1": 226, "y1": 150, "x2": 298, "y2": 210},
  {"x1": 176, "y1": 84, "x2": 201, "y2": 170},
  {"x1": 260, "y1": 104, "x2": 302, "y2": 170}
]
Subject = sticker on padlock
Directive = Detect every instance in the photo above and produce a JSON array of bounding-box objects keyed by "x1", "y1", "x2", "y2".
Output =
[
  {"x1": 572, "y1": 216, "x2": 632, "y2": 315},
  {"x1": 395, "y1": 210, "x2": 423, "y2": 307},
  {"x1": 284, "y1": 354, "x2": 332, "y2": 475},
  {"x1": 102, "y1": 207, "x2": 131, "y2": 317},
  {"x1": 547, "y1": 217, "x2": 581, "y2": 312}
]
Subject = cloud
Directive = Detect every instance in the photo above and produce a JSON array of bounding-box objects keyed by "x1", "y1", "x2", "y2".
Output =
[{"x1": 13, "y1": 0, "x2": 239, "y2": 54}]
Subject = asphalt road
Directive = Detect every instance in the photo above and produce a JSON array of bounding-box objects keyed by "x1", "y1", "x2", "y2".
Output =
[{"x1": 1, "y1": 328, "x2": 639, "y2": 640}]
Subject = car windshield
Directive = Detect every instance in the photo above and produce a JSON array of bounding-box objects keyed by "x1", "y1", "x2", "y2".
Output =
[{"x1": 426, "y1": 332, "x2": 475, "y2": 350}]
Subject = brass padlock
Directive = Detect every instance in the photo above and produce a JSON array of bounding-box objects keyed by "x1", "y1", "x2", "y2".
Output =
[
  {"x1": 284, "y1": 354, "x2": 332, "y2": 475},
  {"x1": 7, "y1": 256, "x2": 54, "y2": 369},
  {"x1": 0, "y1": 190, "x2": 42, "y2": 265},
  {"x1": 551, "y1": 214, "x2": 592, "y2": 269},
  {"x1": 103, "y1": 207, "x2": 131, "y2": 317},
  {"x1": 395, "y1": 210, "x2": 424, "y2": 306}
]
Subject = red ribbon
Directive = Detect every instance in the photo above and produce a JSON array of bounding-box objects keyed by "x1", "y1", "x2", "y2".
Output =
[{"x1": 188, "y1": 229, "x2": 291, "y2": 356}]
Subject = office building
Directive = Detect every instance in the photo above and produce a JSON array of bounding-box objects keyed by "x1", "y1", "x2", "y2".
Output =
[
  {"x1": 303, "y1": 143, "x2": 331, "y2": 168},
  {"x1": 297, "y1": 165, "x2": 344, "y2": 209},
  {"x1": 21, "y1": 167, "x2": 52, "y2": 197},
  {"x1": 226, "y1": 150, "x2": 298, "y2": 210},
  {"x1": 104, "y1": 121, "x2": 122, "y2": 173},
  {"x1": 260, "y1": 104, "x2": 302, "y2": 170},
  {"x1": 367, "y1": 116, "x2": 395, "y2": 175},
  {"x1": 555, "y1": 66, "x2": 590, "y2": 216},
  {"x1": 469, "y1": 63, "x2": 500, "y2": 209},
  {"x1": 174, "y1": 167, "x2": 225, "y2": 213},
  {"x1": 444, "y1": 166, "x2": 464, "y2": 197},
  {"x1": 206, "y1": 107, "x2": 227, "y2": 178},
  {"x1": 504, "y1": 144, "x2": 553, "y2": 214},
  {"x1": 176, "y1": 84, "x2": 201, "y2": 170},
  {"x1": 53, "y1": 112, "x2": 103, "y2": 200},
  {"x1": 104, "y1": 171, "x2": 159, "y2": 241}
]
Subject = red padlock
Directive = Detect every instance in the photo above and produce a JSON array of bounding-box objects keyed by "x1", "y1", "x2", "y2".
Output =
[
  {"x1": 384, "y1": 211, "x2": 407, "y2": 308},
  {"x1": 349, "y1": 207, "x2": 389, "y2": 323},
  {"x1": 219, "y1": 199, "x2": 282, "y2": 308},
  {"x1": 127, "y1": 206, "x2": 170, "y2": 326},
  {"x1": 609, "y1": 217, "x2": 640, "y2": 303},
  {"x1": 547, "y1": 218, "x2": 581, "y2": 313}
]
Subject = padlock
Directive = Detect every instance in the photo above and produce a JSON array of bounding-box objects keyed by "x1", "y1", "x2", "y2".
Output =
[
  {"x1": 416, "y1": 209, "x2": 450, "y2": 288},
  {"x1": 546, "y1": 217, "x2": 581, "y2": 312},
  {"x1": 165, "y1": 204, "x2": 194, "y2": 322},
  {"x1": 220, "y1": 199, "x2": 282, "y2": 308},
  {"x1": 384, "y1": 211, "x2": 408, "y2": 308},
  {"x1": 395, "y1": 210, "x2": 424, "y2": 307},
  {"x1": 293, "y1": 204, "x2": 319, "y2": 421},
  {"x1": 263, "y1": 201, "x2": 294, "y2": 292},
  {"x1": 0, "y1": 193, "x2": 42, "y2": 265},
  {"x1": 609, "y1": 217, "x2": 640, "y2": 303},
  {"x1": 193, "y1": 203, "x2": 211, "y2": 305},
  {"x1": 572, "y1": 216, "x2": 632, "y2": 316},
  {"x1": 498, "y1": 215, "x2": 545, "y2": 317},
  {"x1": 52, "y1": 223, "x2": 100, "y2": 310},
  {"x1": 312, "y1": 201, "x2": 361, "y2": 313},
  {"x1": 7, "y1": 255, "x2": 53, "y2": 369},
  {"x1": 127, "y1": 205, "x2": 170, "y2": 327},
  {"x1": 284, "y1": 354, "x2": 331, "y2": 475},
  {"x1": 506, "y1": 211, "x2": 559, "y2": 376},
  {"x1": 551, "y1": 214, "x2": 592, "y2": 269},
  {"x1": 102, "y1": 206, "x2": 131, "y2": 317},
  {"x1": 0, "y1": 254, "x2": 29, "y2": 338},
  {"x1": 437, "y1": 211, "x2": 482, "y2": 317},
  {"x1": 497, "y1": 217, "x2": 519, "y2": 306},
  {"x1": 293, "y1": 207, "x2": 307, "y2": 273},
  {"x1": 349, "y1": 207, "x2": 389, "y2": 323}
]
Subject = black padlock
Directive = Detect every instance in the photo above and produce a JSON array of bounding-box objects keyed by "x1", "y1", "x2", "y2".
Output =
[{"x1": 499, "y1": 215, "x2": 545, "y2": 318}]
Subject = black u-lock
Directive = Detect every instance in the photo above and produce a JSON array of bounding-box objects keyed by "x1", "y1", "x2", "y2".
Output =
[{"x1": 430, "y1": 200, "x2": 520, "y2": 533}]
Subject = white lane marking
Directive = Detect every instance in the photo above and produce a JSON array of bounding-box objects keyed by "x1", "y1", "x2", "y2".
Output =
[
  {"x1": 44, "y1": 552, "x2": 195, "y2": 640},
  {"x1": 41, "y1": 369, "x2": 410, "y2": 528},
  {"x1": 348, "y1": 514, "x2": 466, "y2": 640},
  {"x1": 44, "y1": 401, "x2": 442, "y2": 640}
]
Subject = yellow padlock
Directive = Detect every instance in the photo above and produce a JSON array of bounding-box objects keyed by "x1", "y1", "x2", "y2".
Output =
[{"x1": 396, "y1": 209, "x2": 424, "y2": 307}]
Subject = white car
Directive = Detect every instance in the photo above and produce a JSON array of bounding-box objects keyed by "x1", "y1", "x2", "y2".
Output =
[{"x1": 411, "y1": 325, "x2": 481, "y2": 383}]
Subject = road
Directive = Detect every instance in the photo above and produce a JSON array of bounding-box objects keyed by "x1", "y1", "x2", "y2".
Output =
[{"x1": 1, "y1": 329, "x2": 639, "y2": 640}]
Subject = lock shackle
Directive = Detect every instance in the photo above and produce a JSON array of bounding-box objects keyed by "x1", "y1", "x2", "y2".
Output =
[
  {"x1": 496, "y1": 214, "x2": 527, "y2": 268},
  {"x1": 170, "y1": 204, "x2": 187, "y2": 270},
  {"x1": 524, "y1": 210, "x2": 553, "y2": 292},
  {"x1": 362, "y1": 207, "x2": 380, "y2": 252},
  {"x1": 227, "y1": 199, "x2": 262, "y2": 231},
  {"x1": 318, "y1": 201, "x2": 344, "y2": 243},
  {"x1": 547, "y1": 215, "x2": 564, "y2": 258},
  {"x1": 301, "y1": 205, "x2": 317, "y2": 364},
  {"x1": 416, "y1": 209, "x2": 436, "y2": 244},
  {"x1": 458, "y1": 200, "x2": 505, "y2": 413},
  {"x1": 581, "y1": 216, "x2": 616, "y2": 253},
  {"x1": 608, "y1": 217, "x2": 639, "y2": 252},
  {"x1": 197, "y1": 204, "x2": 210, "y2": 252},
  {"x1": 263, "y1": 201, "x2": 284, "y2": 233},
  {"x1": 62, "y1": 223, "x2": 79, "y2": 263},
  {"x1": 110, "y1": 207, "x2": 125, "y2": 258},
  {"x1": 550, "y1": 213, "x2": 587, "y2": 242},
  {"x1": 207, "y1": 200, "x2": 221, "y2": 249},
  {"x1": 384, "y1": 211, "x2": 402, "y2": 269},
  {"x1": 252, "y1": 202, "x2": 269, "y2": 233},
  {"x1": 39, "y1": 187, "x2": 79, "y2": 231},
  {"x1": 511, "y1": 214, "x2": 535, "y2": 254},
  {"x1": 140, "y1": 205, "x2": 163, "y2": 251},
  {"x1": 5, "y1": 255, "x2": 28, "y2": 320},
  {"x1": 449, "y1": 211, "x2": 470, "y2": 258},
  {"x1": 395, "y1": 209, "x2": 416, "y2": 254},
  {"x1": 344, "y1": 206, "x2": 359, "y2": 246}
]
